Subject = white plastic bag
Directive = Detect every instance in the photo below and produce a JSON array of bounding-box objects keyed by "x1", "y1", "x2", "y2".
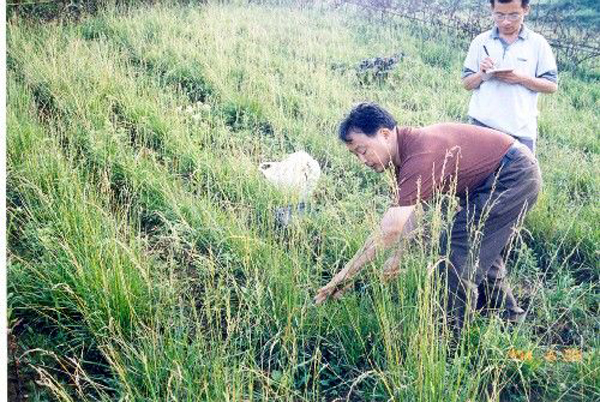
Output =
[{"x1": 259, "y1": 151, "x2": 321, "y2": 200}]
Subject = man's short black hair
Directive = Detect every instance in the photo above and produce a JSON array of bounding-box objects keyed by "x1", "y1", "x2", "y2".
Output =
[
  {"x1": 338, "y1": 102, "x2": 397, "y2": 143},
  {"x1": 490, "y1": 0, "x2": 529, "y2": 7}
]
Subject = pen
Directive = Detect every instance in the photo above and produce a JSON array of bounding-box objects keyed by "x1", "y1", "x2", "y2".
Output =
[{"x1": 483, "y1": 45, "x2": 490, "y2": 57}]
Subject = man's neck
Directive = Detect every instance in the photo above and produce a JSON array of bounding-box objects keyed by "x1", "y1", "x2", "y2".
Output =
[
  {"x1": 500, "y1": 32, "x2": 519, "y2": 44},
  {"x1": 499, "y1": 25, "x2": 523, "y2": 44},
  {"x1": 393, "y1": 126, "x2": 403, "y2": 167}
]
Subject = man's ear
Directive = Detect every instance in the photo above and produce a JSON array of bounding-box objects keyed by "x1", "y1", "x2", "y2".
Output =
[
  {"x1": 379, "y1": 127, "x2": 392, "y2": 139},
  {"x1": 523, "y1": 5, "x2": 530, "y2": 16}
]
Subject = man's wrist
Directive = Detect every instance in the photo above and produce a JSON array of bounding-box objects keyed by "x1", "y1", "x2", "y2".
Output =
[{"x1": 479, "y1": 71, "x2": 491, "y2": 82}]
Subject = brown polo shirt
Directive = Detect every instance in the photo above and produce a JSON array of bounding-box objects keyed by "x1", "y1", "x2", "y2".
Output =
[{"x1": 395, "y1": 123, "x2": 514, "y2": 206}]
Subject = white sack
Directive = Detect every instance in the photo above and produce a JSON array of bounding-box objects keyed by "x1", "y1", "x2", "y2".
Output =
[{"x1": 259, "y1": 151, "x2": 321, "y2": 200}]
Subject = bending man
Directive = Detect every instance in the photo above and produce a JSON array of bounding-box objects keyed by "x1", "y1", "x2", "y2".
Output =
[{"x1": 314, "y1": 103, "x2": 541, "y2": 333}]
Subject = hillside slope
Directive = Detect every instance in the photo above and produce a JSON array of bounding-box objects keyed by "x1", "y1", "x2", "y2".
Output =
[{"x1": 7, "y1": 3, "x2": 599, "y2": 401}]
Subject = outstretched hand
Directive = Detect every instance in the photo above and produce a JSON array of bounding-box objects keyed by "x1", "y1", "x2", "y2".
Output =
[{"x1": 313, "y1": 280, "x2": 352, "y2": 305}]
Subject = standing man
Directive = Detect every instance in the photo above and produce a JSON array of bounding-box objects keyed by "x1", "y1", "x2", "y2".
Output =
[
  {"x1": 462, "y1": 0, "x2": 558, "y2": 153},
  {"x1": 314, "y1": 103, "x2": 542, "y2": 335}
]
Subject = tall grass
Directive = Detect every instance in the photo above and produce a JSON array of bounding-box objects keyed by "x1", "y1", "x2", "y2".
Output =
[{"x1": 7, "y1": 2, "x2": 598, "y2": 401}]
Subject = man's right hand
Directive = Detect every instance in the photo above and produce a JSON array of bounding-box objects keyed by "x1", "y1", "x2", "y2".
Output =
[
  {"x1": 314, "y1": 280, "x2": 352, "y2": 305},
  {"x1": 480, "y1": 57, "x2": 494, "y2": 73}
]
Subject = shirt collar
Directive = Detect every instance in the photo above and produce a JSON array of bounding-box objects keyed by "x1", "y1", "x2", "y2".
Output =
[
  {"x1": 490, "y1": 25, "x2": 529, "y2": 40},
  {"x1": 395, "y1": 126, "x2": 412, "y2": 166}
]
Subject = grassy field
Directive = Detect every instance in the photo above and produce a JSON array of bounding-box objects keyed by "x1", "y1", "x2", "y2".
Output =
[{"x1": 6, "y1": 2, "x2": 599, "y2": 401}]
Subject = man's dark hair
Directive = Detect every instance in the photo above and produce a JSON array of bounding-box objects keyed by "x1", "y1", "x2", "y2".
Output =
[
  {"x1": 490, "y1": 0, "x2": 529, "y2": 7},
  {"x1": 338, "y1": 102, "x2": 397, "y2": 143}
]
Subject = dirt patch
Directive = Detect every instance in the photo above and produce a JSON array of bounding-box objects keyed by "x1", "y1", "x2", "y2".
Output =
[{"x1": 8, "y1": 321, "x2": 33, "y2": 402}]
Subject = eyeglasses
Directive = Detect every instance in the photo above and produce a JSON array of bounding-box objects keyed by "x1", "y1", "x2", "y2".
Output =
[{"x1": 492, "y1": 12, "x2": 522, "y2": 21}]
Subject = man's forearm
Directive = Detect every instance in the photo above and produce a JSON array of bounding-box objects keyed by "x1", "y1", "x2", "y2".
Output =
[
  {"x1": 329, "y1": 231, "x2": 392, "y2": 286},
  {"x1": 327, "y1": 209, "x2": 416, "y2": 286},
  {"x1": 381, "y1": 247, "x2": 403, "y2": 280},
  {"x1": 519, "y1": 76, "x2": 558, "y2": 93},
  {"x1": 465, "y1": 71, "x2": 558, "y2": 94},
  {"x1": 314, "y1": 206, "x2": 415, "y2": 304},
  {"x1": 381, "y1": 213, "x2": 416, "y2": 280},
  {"x1": 462, "y1": 72, "x2": 485, "y2": 90}
]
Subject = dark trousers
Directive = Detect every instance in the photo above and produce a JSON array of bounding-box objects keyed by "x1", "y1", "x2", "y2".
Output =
[
  {"x1": 469, "y1": 117, "x2": 536, "y2": 155},
  {"x1": 439, "y1": 142, "x2": 542, "y2": 332}
]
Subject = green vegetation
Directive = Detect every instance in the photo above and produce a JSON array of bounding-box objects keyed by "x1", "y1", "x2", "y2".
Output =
[{"x1": 7, "y1": 2, "x2": 599, "y2": 401}]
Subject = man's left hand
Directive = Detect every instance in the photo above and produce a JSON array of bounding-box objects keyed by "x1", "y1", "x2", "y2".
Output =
[{"x1": 493, "y1": 71, "x2": 526, "y2": 85}]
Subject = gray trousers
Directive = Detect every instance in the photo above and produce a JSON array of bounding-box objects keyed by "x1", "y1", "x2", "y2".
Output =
[
  {"x1": 439, "y1": 142, "x2": 542, "y2": 332},
  {"x1": 469, "y1": 117, "x2": 536, "y2": 155}
]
